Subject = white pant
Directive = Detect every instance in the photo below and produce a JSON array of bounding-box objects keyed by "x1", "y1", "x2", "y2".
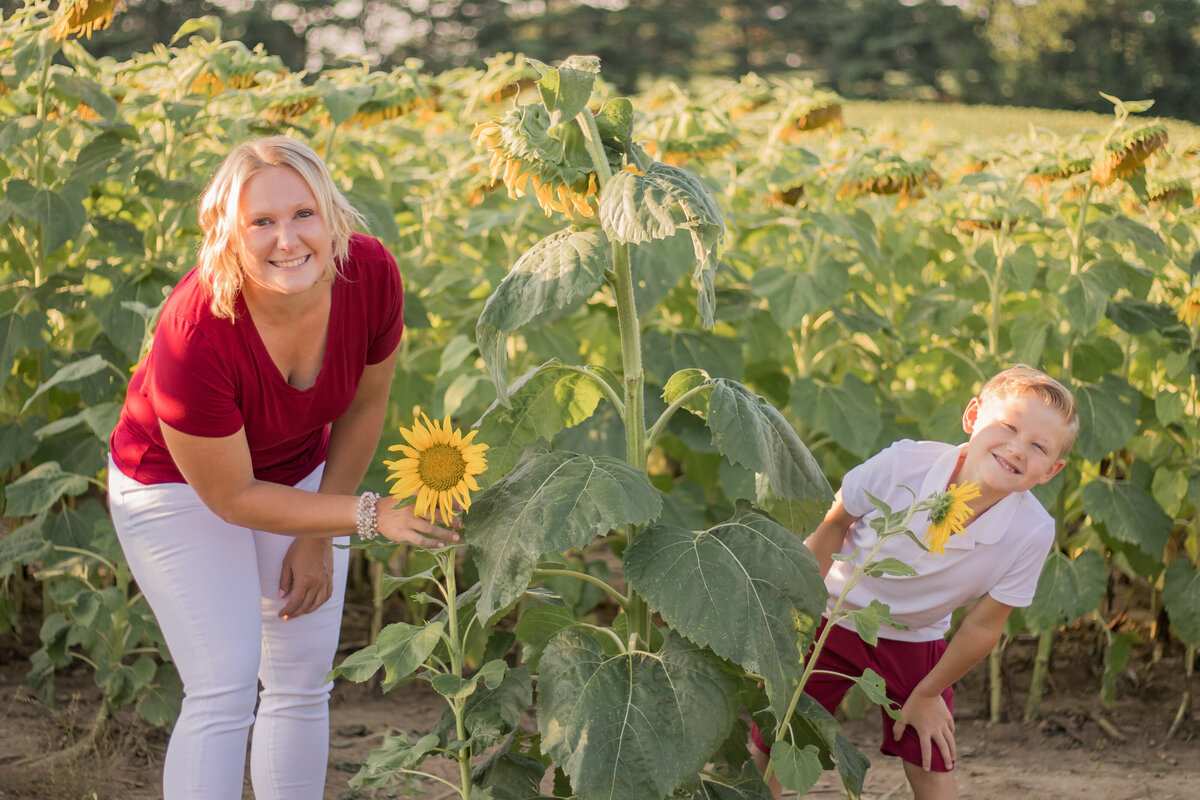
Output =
[{"x1": 108, "y1": 458, "x2": 349, "y2": 800}]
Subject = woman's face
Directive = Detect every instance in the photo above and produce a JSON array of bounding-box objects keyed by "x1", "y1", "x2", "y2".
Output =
[{"x1": 237, "y1": 165, "x2": 333, "y2": 302}]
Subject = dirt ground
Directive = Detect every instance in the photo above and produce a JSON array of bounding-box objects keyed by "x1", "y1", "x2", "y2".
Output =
[{"x1": 0, "y1": 618, "x2": 1196, "y2": 800}]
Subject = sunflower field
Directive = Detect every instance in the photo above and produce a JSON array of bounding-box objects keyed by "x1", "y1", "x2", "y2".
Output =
[{"x1": 2, "y1": 1, "x2": 1199, "y2": 798}]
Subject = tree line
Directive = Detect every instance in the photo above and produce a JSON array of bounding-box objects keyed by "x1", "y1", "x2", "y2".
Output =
[{"x1": 12, "y1": 0, "x2": 1200, "y2": 121}]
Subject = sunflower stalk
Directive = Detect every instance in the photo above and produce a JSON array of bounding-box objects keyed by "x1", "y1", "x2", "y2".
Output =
[
  {"x1": 576, "y1": 105, "x2": 652, "y2": 645},
  {"x1": 437, "y1": 546, "x2": 475, "y2": 799}
]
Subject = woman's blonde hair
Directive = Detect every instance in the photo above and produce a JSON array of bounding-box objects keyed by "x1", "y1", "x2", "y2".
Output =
[{"x1": 196, "y1": 136, "x2": 365, "y2": 319}]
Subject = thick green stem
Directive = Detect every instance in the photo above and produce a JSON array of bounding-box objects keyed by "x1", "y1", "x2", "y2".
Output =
[
  {"x1": 576, "y1": 107, "x2": 650, "y2": 644},
  {"x1": 369, "y1": 558, "x2": 385, "y2": 645},
  {"x1": 1023, "y1": 628, "x2": 1055, "y2": 721},
  {"x1": 1069, "y1": 183, "x2": 1095, "y2": 276},
  {"x1": 612, "y1": 237, "x2": 650, "y2": 643},
  {"x1": 988, "y1": 641, "x2": 1003, "y2": 723},
  {"x1": 436, "y1": 547, "x2": 472, "y2": 799}
]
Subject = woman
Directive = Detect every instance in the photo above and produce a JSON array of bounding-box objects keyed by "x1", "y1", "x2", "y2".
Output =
[{"x1": 107, "y1": 135, "x2": 455, "y2": 800}]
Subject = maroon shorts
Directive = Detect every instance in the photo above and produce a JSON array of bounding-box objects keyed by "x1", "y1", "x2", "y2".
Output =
[{"x1": 751, "y1": 619, "x2": 954, "y2": 771}]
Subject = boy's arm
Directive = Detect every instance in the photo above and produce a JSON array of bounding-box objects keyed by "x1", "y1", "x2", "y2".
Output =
[
  {"x1": 893, "y1": 594, "x2": 1013, "y2": 771},
  {"x1": 805, "y1": 492, "x2": 859, "y2": 577}
]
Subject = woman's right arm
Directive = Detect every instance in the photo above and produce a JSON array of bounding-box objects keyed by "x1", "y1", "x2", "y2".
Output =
[
  {"x1": 804, "y1": 492, "x2": 858, "y2": 577},
  {"x1": 159, "y1": 422, "x2": 456, "y2": 547}
]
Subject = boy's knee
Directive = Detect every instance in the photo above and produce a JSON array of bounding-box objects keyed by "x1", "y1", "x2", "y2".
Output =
[{"x1": 902, "y1": 760, "x2": 958, "y2": 800}]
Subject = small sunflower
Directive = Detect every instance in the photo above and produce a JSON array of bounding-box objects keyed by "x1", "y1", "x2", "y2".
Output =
[
  {"x1": 922, "y1": 481, "x2": 982, "y2": 555},
  {"x1": 385, "y1": 415, "x2": 488, "y2": 527},
  {"x1": 50, "y1": 0, "x2": 125, "y2": 41},
  {"x1": 1091, "y1": 121, "x2": 1168, "y2": 186},
  {"x1": 1178, "y1": 287, "x2": 1200, "y2": 327}
]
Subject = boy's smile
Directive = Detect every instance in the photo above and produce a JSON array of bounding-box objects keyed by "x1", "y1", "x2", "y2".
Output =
[{"x1": 958, "y1": 392, "x2": 1068, "y2": 506}]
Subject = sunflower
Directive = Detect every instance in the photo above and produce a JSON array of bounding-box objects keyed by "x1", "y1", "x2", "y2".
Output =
[
  {"x1": 648, "y1": 105, "x2": 739, "y2": 166},
  {"x1": 1179, "y1": 287, "x2": 1200, "y2": 327},
  {"x1": 922, "y1": 481, "x2": 982, "y2": 555},
  {"x1": 838, "y1": 154, "x2": 941, "y2": 205},
  {"x1": 50, "y1": 0, "x2": 125, "y2": 41},
  {"x1": 1148, "y1": 177, "x2": 1192, "y2": 206},
  {"x1": 775, "y1": 91, "x2": 844, "y2": 141},
  {"x1": 385, "y1": 415, "x2": 488, "y2": 527},
  {"x1": 1029, "y1": 154, "x2": 1092, "y2": 186},
  {"x1": 1091, "y1": 121, "x2": 1168, "y2": 186},
  {"x1": 189, "y1": 41, "x2": 285, "y2": 97},
  {"x1": 471, "y1": 105, "x2": 602, "y2": 220}
]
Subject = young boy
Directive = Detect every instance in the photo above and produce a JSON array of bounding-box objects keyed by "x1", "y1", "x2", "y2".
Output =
[{"x1": 753, "y1": 365, "x2": 1078, "y2": 800}]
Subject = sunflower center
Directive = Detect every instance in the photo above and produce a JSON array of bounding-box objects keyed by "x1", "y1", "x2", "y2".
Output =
[{"x1": 418, "y1": 444, "x2": 467, "y2": 491}]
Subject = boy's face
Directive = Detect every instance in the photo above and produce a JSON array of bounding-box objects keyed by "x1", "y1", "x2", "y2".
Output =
[{"x1": 960, "y1": 392, "x2": 1068, "y2": 497}]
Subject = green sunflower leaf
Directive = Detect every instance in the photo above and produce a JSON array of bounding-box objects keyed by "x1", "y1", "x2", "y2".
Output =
[
  {"x1": 770, "y1": 742, "x2": 823, "y2": 796},
  {"x1": 538, "y1": 629, "x2": 737, "y2": 800},
  {"x1": 704, "y1": 379, "x2": 833, "y2": 535},
  {"x1": 477, "y1": 228, "x2": 611, "y2": 401},
  {"x1": 623, "y1": 502, "x2": 826, "y2": 722},
  {"x1": 1162, "y1": 559, "x2": 1200, "y2": 647},
  {"x1": 527, "y1": 55, "x2": 599, "y2": 123},
  {"x1": 1083, "y1": 479, "x2": 1172, "y2": 563},
  {"x1": 476, "y1": 360, "x2": 607, "y2": 478},
  {"x1": 1074, "y1": 375, "x2": 1140, "y2": 462},
  {"x1": 598, "y1": 163, "x2": 725, "y2": 327},
  {"x1": 1024, "y1": 550, "x2": 1108, "y2": 634},
  {"x1": 468, "y1": 451, "x2": 662, "y2": 618}
]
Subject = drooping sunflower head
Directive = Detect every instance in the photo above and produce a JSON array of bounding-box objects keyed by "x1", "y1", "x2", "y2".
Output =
[
  {"x1": 839, "y1": 153, "x2": 941, "y2": 206},
  {"x1": 1147, "y1": 176, "x2": 1193, "y2": 207},
  {"x1": 922, "y1": 481, "x2": 981, "y2": 555},
  {"x1": 334, "y1": 68, "x2": 439, "y2": 129},
  {"x1": 262, "y1": 82, "x2": 322, "y2": 125},
  {"x1": 471, "y1": 103, "x2": 606, "y2": 220},
  {"x1": 1179, "y1": 287, "x2": 1200, "y2": 327},
  {"x1": 190, "y1": 41, "x2": 286, "y2": 97},
  {"x1": 1091, "y1": 121, "x2": 1169, "y2": 186},
  {"x1": 726, "y1": 72, "x2": 775, "y2": 119},
  {"x1": 775, "y1": 90, "x2": 844, "y2": 141},
  {"x1": 385, "y1": 414, "x2": 489, "y2": 528},
  {"x1": 50, "y1": 0, "x2": 126, "y2": 41},
  {"x1": 647, "y1": 104, "x2": 739, "y2": 166},
  {"x1": 1029, "y1": 153, "x2": 1092, "y2": 186}
]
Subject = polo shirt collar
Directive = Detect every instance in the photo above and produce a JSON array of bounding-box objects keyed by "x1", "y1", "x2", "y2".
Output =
[{"x1": 916, "y1": 443, "x2": 1016, "y2": 551}]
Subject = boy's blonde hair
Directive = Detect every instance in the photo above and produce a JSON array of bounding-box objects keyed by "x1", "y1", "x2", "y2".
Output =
[
  {"x1": 196, "y1": 136, "x2": 365, "y2": 319},
  {"x1": 979, "y1": 364, "x2": 1078, "y2": 456}
]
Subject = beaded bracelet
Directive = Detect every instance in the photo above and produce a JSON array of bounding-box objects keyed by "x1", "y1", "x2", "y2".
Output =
[{"x1": 356, "y1": 492, "x2": 381, "y2": 541}]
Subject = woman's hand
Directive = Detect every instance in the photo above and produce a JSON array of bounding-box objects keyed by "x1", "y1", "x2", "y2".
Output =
[
  {"x1": 278, "y1": 537, "x2": 334, "y2": 620},
  {"x1": 377, "y1": 497, "x2": 460, "y2": 548}
]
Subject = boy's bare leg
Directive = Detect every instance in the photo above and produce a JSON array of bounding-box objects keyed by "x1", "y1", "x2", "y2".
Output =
[
  {"x1": 903, "y1": 761, "x2": 958, "y2": 800},
  {"x1": 751, "y1": 746, "x2": 783, "y2": 800}
]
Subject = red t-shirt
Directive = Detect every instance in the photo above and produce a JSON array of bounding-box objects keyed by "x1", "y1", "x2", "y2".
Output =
[{"x1": 110, "y1": 233, "x2": 404, "y2": 486}]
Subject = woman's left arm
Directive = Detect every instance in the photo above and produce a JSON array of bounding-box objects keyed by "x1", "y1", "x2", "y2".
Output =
[{"x1": 278, "y1": 342, "x2": 400, "y2": 619}]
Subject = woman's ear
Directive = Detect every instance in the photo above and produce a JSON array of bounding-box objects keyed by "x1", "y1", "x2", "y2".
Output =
[{"x1": 962, "y1": 396, "x2": 982, "y2": 434}]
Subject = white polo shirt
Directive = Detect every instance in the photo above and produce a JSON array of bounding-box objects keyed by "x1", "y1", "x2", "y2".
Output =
[{"x1": 826, "y1": 439, "x2": 1055, "y2": 642}]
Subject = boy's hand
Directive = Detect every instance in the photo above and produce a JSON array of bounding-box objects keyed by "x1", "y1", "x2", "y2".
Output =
[{"x1": 894, "y1": 691, "x2": 955, "y2": 771}]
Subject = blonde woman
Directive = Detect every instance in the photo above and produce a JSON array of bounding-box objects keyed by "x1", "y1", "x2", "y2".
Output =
[{"x1": 107, "y1": 136, "x2": 456, "y2": 799}]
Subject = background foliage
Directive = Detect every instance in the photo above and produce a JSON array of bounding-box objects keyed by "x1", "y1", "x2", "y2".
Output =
[
  {"x1": 6, "y1": 0, "x2": 1200, "y2": 120},
  {"x1": 2, "y1": 0, "x2": 1200, "y2": 794}
]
